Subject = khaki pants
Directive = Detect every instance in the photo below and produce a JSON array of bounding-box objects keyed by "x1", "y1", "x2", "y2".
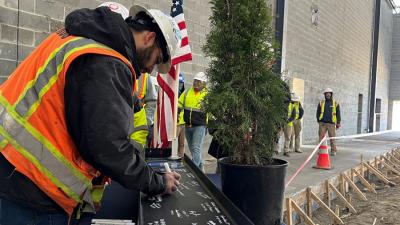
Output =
[
  {"x1": 318, "y1": 122, "x2": 337, "y2": 152},
  {"x1": 177, "y1": 124, "x2": 186, "y2": 157},
  {"x1": 284, "y1": 125, "x2": 293, "y2": 153},
  {"x1": 290, "y1": 120, "x2": 302, "y2": 152}
]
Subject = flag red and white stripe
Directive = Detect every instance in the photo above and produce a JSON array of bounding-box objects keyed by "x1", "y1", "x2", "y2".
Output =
[{"x1": 154, "y1": 0, "x2": 192, "y2": 148}]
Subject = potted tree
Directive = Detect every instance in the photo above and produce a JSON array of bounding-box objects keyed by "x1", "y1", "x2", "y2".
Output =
[{"x1": 203, "y1": 0, "x2": 290, "y2": 224}]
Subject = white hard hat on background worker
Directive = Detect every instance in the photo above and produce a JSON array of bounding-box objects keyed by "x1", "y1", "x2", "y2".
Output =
[
  {"x1": 129, "y1": 5, "x2": 182, "y2": 74},
  {"x1": 323, "y1": 88, "x2": 333, "y2": 93},
  {"x1": 194, "y1": 72, "x2": 208, "y2": 83},
  {"x1": 291, "y1": 93, "x2": 300, "y2": 102}
]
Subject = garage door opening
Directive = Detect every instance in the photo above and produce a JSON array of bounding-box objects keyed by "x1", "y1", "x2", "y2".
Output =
[{"x1": 392, "y1": 101, "x2": 400, "y2": 130}]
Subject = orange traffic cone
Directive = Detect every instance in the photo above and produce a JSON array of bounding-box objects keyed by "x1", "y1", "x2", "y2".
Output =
[{"x1": 313, "y1": 137, "x2": 332, "y2": 170}]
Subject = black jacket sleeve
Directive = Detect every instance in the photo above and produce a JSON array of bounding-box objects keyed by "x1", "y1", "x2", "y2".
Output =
[
  {"x1": 65, "y1": 54, "x2": 165, "y2": 196},
  {"x1": 298, "y1": 103, "x2": 304, "y2": 120},
  {"x1": 336, "y1": 103, "x2": 341, "y2": 124},
  {"x1": 316, "y1": 103, "x2": 321, "y2": 122}
]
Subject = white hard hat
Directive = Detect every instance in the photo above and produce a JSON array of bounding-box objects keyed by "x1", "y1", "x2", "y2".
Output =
[
  {"x1": 129, "y1": 5, "x2": 182, "y2": 74},
  {"x1": 98, "y1": 2, "x2": 129, "y2": 19},
  {"x1": 194, "y1": 72, "x2": 207, "y2": 82},
  {"x1": 324, "y1": 88, "x2": 333, "y2": 93},
  {"x1": 291, "y1": 93, "x2": 300, "y2": 102}
]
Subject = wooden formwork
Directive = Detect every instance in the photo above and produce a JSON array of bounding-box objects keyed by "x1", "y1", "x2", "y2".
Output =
[{"x1": 284, "y1": 147, "x2": 400, "y2": 225}]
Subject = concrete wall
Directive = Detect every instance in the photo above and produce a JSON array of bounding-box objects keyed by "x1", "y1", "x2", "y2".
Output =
[
  {"x1": 282, "y1": 0, "x2": 393, "y2": 144},
  {"x1": 389, "y1": 14, "x2": 400, "y2": 129},
  {"x1": 0, "y1": 0, "x2": 212, "y2": 83},
  {"x1": 390, "y1": 14, "x2": 400, "y2": 101},
  {"x1": 376, "y1": 0, "x2": 393, "y2": 131},
  {"x1": 0, "y1": 0, "x2": 395, "y2": 143}
]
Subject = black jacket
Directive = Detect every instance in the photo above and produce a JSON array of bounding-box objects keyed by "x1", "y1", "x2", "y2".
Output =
[
  {"x1": 0, "y1": 7, "x2": 165, "y2": 213},
  {"x1": 316, "y1": 99, "x2": 341, "y2": 124}
]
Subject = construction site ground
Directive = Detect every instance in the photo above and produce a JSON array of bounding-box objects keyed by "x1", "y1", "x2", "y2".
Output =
[
  {"x1": 305, "y1": 176, "x2": 400, "y2": 225},
  {"x1": 193, "y1": 131, "x2": 400, "y2": 224}
]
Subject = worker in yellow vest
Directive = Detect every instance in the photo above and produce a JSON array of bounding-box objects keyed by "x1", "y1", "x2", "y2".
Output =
[
  {"x1": 135, "y1": 71, "x2": 159, "y2": 148},
  {"x1": 283, "y1": 96, "x2": 297, "y2": 156},
  {"x1": 178, "y1": 72, "x2": 208, "y2": 170},
  {"x1": 130, "y1": 94, "x2": 149, "y2": 155},
  {"x1": 316, "y1": 88, "x2": 341, "y2": 156},
  {"x1": 289, "y1": 93, "x2": 304, "y2": 153},
  {"x1": 0, "y1": 3, "x2": 181, "y2": 223}
]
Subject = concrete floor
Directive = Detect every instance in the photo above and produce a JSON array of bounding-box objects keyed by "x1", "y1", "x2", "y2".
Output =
[{"x1": 185, "y1": 131, "x2": 400, "y2": 195}]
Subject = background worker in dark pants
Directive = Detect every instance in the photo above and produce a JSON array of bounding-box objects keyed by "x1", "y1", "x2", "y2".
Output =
[
  {"x1": 316, "y1": 88, "x2": 341, "y2": 156},
  {"x1": 289, "y1": 93, "x2": 304, "y2": 153}
]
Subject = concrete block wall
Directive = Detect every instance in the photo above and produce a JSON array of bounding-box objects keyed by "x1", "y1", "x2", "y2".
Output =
[
  {"x1": 283, "y1": 0, "x2": 393, "y2": 144},
  {"x1": 0, "y1": 0, "x2": 212, "y2": 84},
  {"x1": 390, "y1": 14, "x2": 400, "y2": 100}
]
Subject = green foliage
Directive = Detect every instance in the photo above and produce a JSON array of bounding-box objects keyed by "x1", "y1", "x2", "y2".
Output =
[{"x1": 203, "y1": 0, "x2": 289, "y2": 165}]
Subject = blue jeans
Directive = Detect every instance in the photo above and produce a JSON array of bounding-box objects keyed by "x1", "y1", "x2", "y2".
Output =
[
  {"x1": 0, "y1": 198, "x2": 76, "y2": 225},
  {"x1": 185, "y1": 125, "x2": 206, "y2": 169}
]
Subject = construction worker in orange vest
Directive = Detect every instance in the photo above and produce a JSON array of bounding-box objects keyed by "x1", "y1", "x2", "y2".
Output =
[
  {"x1": 316, "y1": 88, "x2": 342, "y2": 156},
  {"x1": 0, "y1": 3, "x2": 182, "y2": 224}
]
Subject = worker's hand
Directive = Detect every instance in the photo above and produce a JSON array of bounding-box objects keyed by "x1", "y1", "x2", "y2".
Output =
[
  {"x1": 163, "y1": 171, "x2": 181, "y2": 195},
  {"x1": 336, "y1": 124, "x2": 341, "y2": 129}
]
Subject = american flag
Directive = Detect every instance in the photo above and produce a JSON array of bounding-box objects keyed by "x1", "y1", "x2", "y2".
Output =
[{"x1": 154, "y1": 0, "x2": 192, "y2": 148}]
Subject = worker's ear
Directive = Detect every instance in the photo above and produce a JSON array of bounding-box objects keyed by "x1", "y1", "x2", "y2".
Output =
[{"x1": 144, "y1": 31, "x2": 156, "y2": 47}]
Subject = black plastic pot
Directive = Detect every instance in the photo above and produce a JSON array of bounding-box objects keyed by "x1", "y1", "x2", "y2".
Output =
[{"x1": 219, "y1": 157, "x2": 288, "y2": 225}]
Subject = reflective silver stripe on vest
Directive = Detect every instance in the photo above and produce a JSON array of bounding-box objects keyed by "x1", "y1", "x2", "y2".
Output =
[
  {"x1": 184, "y1": 107, "x2": 202, "y2": 112},
  {"x1": 15, "y1": 38, "x2": 104, "y2": 118},
  {"x1": 132, "y1": 125, "x2": 148, "y2": 132},
  {"x1": 0, "y1": 105, "x2": 88, "y2": 199}
]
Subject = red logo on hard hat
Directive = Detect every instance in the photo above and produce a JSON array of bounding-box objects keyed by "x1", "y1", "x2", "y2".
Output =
[{"x1": 108, "y1": 3, "x2": 119, "y2": 10}]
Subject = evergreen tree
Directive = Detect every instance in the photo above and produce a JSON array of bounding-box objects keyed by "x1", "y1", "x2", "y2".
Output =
[{"x1": 203, "y1": 0, "x2": 289, "y2": 165}]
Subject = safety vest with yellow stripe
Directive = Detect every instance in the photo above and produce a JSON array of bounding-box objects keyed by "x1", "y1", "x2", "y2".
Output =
[
  {"x1": 0, "y1": 30, "x2": 136, "y2": 215},
  {"x1": 287, "y1": 102, "x2": 295, "y2": 127},
  {"x1": 293, "y1": 102, "x2": 300, "y2": 120},
  {"x1": 319, "y1": 100, "x2": 337, "y2": 123},
  {"x1": 130, "y1": 104, "x2": 149, "y2": 151},
  {"x1": 178, "y1": 88, "x2": 207, "y2": 126}
]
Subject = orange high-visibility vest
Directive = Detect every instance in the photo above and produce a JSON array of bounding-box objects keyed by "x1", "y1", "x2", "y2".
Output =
[{"x1": 0, "y1": 30, "x2": 136, "y2": 215}]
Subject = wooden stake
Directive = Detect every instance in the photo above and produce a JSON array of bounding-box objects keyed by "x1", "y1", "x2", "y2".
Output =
[
  {"x1": 334, "y1": 205, "x2": 340, "y2": 225},
  {"x1": 325, "y1": 180, "x2": 331, "y2": 208},
  {"x1": 339, "y1": 174, "x2": 345, "y2": 195},
  {"x1": 328, "y1": 182, "x2": 357, "y2": 213},
  {"x1": 342, "y1": 173, "x2": 368, "y2": 201},
  {"x1": 307, "y1": 188, "x2": 312, "y2": 218},
  {"x1": 286, "y1": 198, "x2": 293, "y2": 225},
  {"x1": 361, "y1": 155, "x2": 364, "y2": 176},
  {"x1": 352, "y1": 168, "x2": 377, "y2": 194},
  {"x1": 309, "y1": 190, "x2": 344, "y2": 224},
  {"x1": 291, "y1": 198, "x2": 316, "y2": 225},
  {"x1": 363, "y1": 162, "x2": 395, "y2": 185}
]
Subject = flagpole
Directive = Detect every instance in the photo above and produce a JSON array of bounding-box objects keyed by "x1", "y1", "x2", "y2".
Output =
[
  {"x1": 173, "y1": 64, "x2": 180, "y2": 139},
  {"x1": 170, "y1": 64, "x2": 180, "y2": 159}
]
